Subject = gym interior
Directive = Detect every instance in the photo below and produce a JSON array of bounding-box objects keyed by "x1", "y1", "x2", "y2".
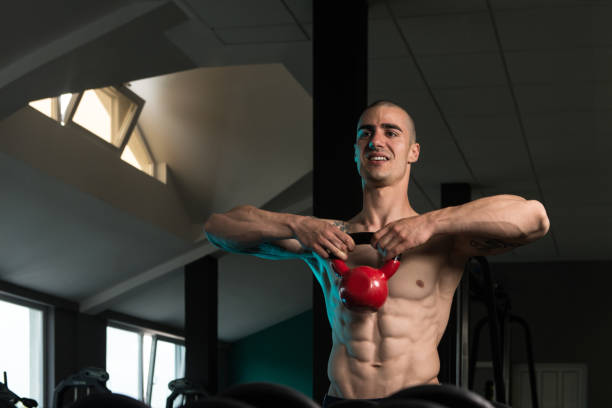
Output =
[{"x1": 0, "y1": 1, "x2": 610, "y2": 407}]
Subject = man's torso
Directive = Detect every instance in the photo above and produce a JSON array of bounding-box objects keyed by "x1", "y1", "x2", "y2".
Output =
[{"x1": 306, "y1": 232, "x2": 467, "y2": 399}]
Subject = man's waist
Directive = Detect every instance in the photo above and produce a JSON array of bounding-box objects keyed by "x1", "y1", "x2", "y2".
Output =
[
  {"x1": 330, "y1": 339, "x2": 440, "y2": 364},
  {"x1": 326, "y1": 375, "x2": 441, "y2": 400}
]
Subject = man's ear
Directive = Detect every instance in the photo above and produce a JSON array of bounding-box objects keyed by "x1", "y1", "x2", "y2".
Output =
[
  {"x1": 408, "y1": 142, "x2": 420, "y2": 163},
  {"x1": 354, "y1": 144, "x2": 359, "y2": 163}
]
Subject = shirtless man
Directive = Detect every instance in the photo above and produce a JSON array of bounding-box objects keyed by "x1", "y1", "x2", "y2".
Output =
[{"x1": 204, "y1": 101, "x2": 550, "y2": 405}]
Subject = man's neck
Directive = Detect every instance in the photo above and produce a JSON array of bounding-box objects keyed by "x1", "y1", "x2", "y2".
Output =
[{"x1": 352, "y1": 183, "x2": 418, "y2": 230}]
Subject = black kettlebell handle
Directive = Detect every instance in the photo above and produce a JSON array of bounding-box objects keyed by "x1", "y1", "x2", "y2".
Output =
[
  {"x1": 349, "y1": 232, "x2": 374, "y2": 245},
  {"x1": 336, "y1": 232, "x2": 401, "y2": 261}
]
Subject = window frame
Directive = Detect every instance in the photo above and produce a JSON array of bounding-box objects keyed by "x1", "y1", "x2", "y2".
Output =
[
  {"x1": 106, "y1": 320, "x2": 185, "y2": 406},
  {"x1": 66, "y1": 84, "x2": 145, "y2": 154},
  {"x1": 145, "y1": 333, "x2": 186, "y2": 406},
  {"x1": 0, "y1": 293, "x2": 48, "y2": 408},
  {"x1": 106, "y1": 323, "x2": 145, "y2": 400}
]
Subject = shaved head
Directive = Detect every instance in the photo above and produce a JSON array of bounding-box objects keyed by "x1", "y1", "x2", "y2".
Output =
[{"x1": 358, "y1": 100, "x2": 416, "y2": 144}]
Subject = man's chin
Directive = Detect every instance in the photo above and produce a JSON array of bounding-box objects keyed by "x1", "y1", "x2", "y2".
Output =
[{"x1": 362, "y1": 174, "x2": 393, "y2": 187}]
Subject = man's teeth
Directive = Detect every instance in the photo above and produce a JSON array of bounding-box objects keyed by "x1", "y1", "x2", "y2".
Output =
[{"x1": 370, "y1": 157, "x2": 388, "y2": 161}]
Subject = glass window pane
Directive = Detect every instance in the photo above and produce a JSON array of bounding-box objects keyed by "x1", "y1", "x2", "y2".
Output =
[
  {"x1": 175, "y1": 345, "x2": 185, "y2": 381},
  {"x1": 28, "y1": 309, "x2": 43, "y2": 403},
  {"x1": 106, "y1": 327, "x2": 140, "y2": 399},
  {"x1": 72, "y1": 89, "x2": 112, "y2": 142},
  {"x1": 121, "y1": 145, "x2": 142, "y2": 170},
  {"x1": 143, "y1": 334, "x2": 152, "y2": 399},
  {"x1": 72, "y1": 87, "x2": 138, "y2": 147},
  {"x1": 0, "y1": 299, "x2": 43, "y2": 406},
  {"x1": 170, "y1": 345, "x2": 186, "y2": 408},
  {"x1": 28, "y1": 98, "x2": 55, "y2": 119},
  {"x1": 150, "y1": 340, "x2": 185, "y2": 408},
  {"x1": 120, "y1": 127, "x2": 154, "y2": 176}
]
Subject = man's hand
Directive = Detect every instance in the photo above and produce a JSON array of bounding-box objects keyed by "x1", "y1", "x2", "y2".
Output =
[
  {"x1": 371, "y1": 215, "x2": 435, "y2": 261},
  {"x1": 292, "y1": 217, "x2": 355, "y2": 260}
]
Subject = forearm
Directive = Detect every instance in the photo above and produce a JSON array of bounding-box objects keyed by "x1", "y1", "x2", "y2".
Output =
[
  {"x1": 204, "y1": 205, "x2": 300, "y2": 251},
  {"x1": 428, "y1": 195, "x2": 550, "y2": 244}
]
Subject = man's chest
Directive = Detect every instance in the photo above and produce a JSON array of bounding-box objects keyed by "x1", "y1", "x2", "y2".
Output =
[{"x1": 337, "y1": 234, "x2": 462, "y2": 301}]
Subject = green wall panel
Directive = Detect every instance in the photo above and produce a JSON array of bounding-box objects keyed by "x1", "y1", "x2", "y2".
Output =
[{"x1": 228, "y1": 309, "x2": 313, "y2": 397}]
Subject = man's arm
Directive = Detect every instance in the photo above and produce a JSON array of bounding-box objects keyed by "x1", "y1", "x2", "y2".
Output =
[
  {"x1": 371, "y1": 195, "x2": 550, "y2": 260},
  {"x1": 432, "y1": 195, "x2": 550, "y2": 257},
  {"x1": 204, "y1": 205, "x2": 355, "y2": 260}
]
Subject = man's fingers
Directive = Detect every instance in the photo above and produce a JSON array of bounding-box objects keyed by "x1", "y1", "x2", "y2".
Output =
[
  {"x1": 338, "y1": 231, "x2": 356, "y2": 251},
  {"x1": 312, "y1": 243, "x2": 329, "y2": 259},
  {"x1": 322, "y1": 238, "x2": 348, "y2": 260},
  {"x1": 376, "y1": 231, "x2": 409, "y2": 260},
  {"x1": 375, "y1": 231, "x2": 396, "y2": 254},
  {"x1": 340, "y1": 231, "x2": 355, "y2": 251},
  {"x1": 325, "y1": 232, "x2": 348, "y2": 254},
  {"x1": 383, "y1": 236, "x2": 404, "y2": 260},
  {"x1": 371, "y1": 226, "x2": 390, "y2": 248}
]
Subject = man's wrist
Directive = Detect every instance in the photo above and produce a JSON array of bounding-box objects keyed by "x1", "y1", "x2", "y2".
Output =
[
  {"x1": 425, "y1": 207, "x2": 453, "y2": 237},
  {"x1": 283, "y1": 213, "x2": 303, "y2": 238}
]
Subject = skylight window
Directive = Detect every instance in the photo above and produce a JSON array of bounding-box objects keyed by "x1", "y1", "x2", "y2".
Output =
[
  {"x1": 26, "y1": 85, "x2": 163, "y2": 182},
  {"x1": 72, "y1": 87, "x2": 141, "y2": 148}
]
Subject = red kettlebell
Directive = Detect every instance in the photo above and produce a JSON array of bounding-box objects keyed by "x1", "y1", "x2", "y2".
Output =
[{"x1": 330, "y1": 232, "x2": 401, "y2": 311}]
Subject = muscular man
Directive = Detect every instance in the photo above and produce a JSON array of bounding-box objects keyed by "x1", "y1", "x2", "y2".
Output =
[{"x1": 205, "y1": 101, "x2": 550, "y2": 406}]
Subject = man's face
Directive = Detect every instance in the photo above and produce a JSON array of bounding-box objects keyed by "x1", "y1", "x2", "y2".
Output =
[{"x1": 354, "y1": 105, "x2": 420, "y2": 187}]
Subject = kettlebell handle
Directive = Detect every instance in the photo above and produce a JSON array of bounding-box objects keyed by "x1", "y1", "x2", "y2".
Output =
[
  {"x1": 344, "y1": 232, "x2": 401, "y2": 261},
  {"x1": 349, "y1": 232, "x2": 374, "y2": 245}
]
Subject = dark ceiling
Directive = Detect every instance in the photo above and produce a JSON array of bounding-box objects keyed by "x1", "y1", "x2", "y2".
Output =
[{"x1": 1, "y1": 0, "x2": 610, "y2": 340}]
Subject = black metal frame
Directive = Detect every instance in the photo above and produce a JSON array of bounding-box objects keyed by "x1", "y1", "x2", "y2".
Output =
[
  {"x1": 509, "y1": 315, "x2": 538, "y2": 408},
  {"x1": 475, "y1": 256, "x2": 506, "y2": 403},
  {"x1": 467, "y1": 257, "x2": 539, "y2": 408}
]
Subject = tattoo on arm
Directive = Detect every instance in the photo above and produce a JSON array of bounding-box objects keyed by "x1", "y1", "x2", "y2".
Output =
[
  {"x1": 333, "y1": 220, "x2": 349, "y2": 233},
  {"x1": 470, "y1": 238, "x2": 521, "y2": 251}
]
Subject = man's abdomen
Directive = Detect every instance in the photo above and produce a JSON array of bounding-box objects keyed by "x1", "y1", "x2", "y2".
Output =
[{"x1": 327, "y1": 341, "x2": 441, "y2": 399}]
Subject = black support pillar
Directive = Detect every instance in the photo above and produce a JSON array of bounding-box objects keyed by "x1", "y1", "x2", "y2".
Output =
[
  {"x1": 185, "y1": 256, "x2": 218, "y2": 394},
  {"x1": 312, "y1": 0, "x2": 368, "y2": 402},
  {"x1": 437, "y1": 183, "x2": 471, "y2": 386},
  {"x1": 49, "y1": 308, "x2": 106, "y2": 407}
]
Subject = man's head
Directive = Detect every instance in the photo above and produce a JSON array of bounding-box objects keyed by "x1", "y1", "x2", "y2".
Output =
[{"x1": 354, "y1": 100, "x2": 420, "y2": 188}]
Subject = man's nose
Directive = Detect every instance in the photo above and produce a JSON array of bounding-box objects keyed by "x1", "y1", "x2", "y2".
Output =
[{"x1": 367, "y1": 129, "x2": 384, "y2": 149}]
